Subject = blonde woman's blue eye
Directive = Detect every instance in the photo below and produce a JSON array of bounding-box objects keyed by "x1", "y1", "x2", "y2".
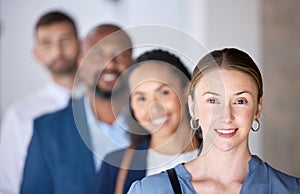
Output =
[{"x1": 207, "y1": 98, "x2": 218, "y2": 104}]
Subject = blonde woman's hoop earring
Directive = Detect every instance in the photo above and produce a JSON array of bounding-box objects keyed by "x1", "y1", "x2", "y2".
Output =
[
  {"x1": 251, "y1": 119, "x2": 260, "y2": 132},
  {"x1": 190, "y1": 118, "x2": 200, "y2": 130}
]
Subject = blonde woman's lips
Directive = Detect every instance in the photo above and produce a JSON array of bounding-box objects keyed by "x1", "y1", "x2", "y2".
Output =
[{"x1": 214, "y1": 128, "x2": 238, "y2": 138}]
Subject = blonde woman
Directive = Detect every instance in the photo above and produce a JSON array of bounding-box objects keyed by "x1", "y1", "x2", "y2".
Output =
[{"x1": 128, "y1": 48, "x2": 300, "y2": 194}]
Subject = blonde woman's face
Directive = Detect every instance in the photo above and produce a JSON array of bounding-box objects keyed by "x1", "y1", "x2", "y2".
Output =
[{"x1": 192, "y1": 69, "x2": 262, "y2": 152}]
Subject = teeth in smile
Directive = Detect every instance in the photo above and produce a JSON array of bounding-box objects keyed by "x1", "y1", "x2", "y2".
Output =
[
  {"x1": 151, "y1": 117, "x2": 166, "y2": 125},
  {"x1": 102, "y1": 73, "x2": 117, "y2": 81},
  {"x1": 216, "y1": 129, "x2": 236, "y2": 134}
]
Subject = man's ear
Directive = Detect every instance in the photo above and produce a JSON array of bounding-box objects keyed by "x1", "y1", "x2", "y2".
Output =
[
  {"x1": 32, "y1": 47, "x2": 41, "y2": 62},
  {"x1": 255, "y1": 97, "x2": 263, "y2": 119},
  {"x1": 77, "y1": 37, "x2": 86, "y2": 67},
  {"x1": 77, "y1": 39, "x2": 83, "y2": 67},
  {"x1": 77, "y1": 55, "x2": 83, "y2": 68}
]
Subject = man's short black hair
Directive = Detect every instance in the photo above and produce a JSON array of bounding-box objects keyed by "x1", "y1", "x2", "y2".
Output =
[{"x1": 35, "y1": 10, "x2": 78, "y2": 37}]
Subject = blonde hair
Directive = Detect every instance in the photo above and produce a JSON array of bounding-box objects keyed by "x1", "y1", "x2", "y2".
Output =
[{"x1": 190, "y1": 48, "x2": 263, "y2": 102}]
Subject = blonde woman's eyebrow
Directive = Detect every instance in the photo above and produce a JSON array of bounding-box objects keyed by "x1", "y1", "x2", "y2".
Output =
[
  {"x1": 234, "y1": 90, "x2": 253, "y2": 96},
  {"x1": 201, "y1": 90, "x2": 254, "y2": 97},
  {"x1": 202, "y1": 91, "x2": 220, "y2": 96}
]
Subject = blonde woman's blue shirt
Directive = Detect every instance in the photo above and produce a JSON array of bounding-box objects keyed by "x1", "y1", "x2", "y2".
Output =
[{"x1": 127, "y1": 155, "x2": 300, "y2": 194}]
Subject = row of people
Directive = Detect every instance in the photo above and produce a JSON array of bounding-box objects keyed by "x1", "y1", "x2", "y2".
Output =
[
  {"x1": 0, "y1": 10, "x2": 199, "y2": 194},
  {"x1": 1, "y1": 10, "x2": 299, "y2": 194}
]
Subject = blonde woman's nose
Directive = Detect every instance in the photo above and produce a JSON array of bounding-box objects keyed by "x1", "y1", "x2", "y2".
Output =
[{"x1": 222, "y1": 105, "x2": 234, "y2": 124}]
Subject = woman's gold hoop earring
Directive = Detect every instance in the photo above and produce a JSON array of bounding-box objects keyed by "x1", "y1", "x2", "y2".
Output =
[
  {"x1": 190, "y1": 118, "x2": 200, "y2": 130},
  {"x1": 251, "y1": 119, "x2": 260, "y2": 132}
]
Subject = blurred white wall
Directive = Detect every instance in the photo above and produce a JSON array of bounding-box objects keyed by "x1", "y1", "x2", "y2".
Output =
[
  {"x1": 0, "y1": 0, "x2": 261, "y2": 154},
  {"x1": 0, "y1": 0, "x2": 192, "y2": 115}
]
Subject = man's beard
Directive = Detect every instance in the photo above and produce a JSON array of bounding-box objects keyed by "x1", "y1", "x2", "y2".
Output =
[
  {"x1": 94, "y1": 86, "x2": 113, "y2": 98},
  {"x1": 48, "y1": 58, "x2": 78, "y2": 75}
]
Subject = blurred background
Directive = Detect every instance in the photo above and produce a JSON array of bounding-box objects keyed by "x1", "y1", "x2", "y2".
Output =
[{"x1": 0, "y1": 0, "x2": 299, "y2": 177}]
